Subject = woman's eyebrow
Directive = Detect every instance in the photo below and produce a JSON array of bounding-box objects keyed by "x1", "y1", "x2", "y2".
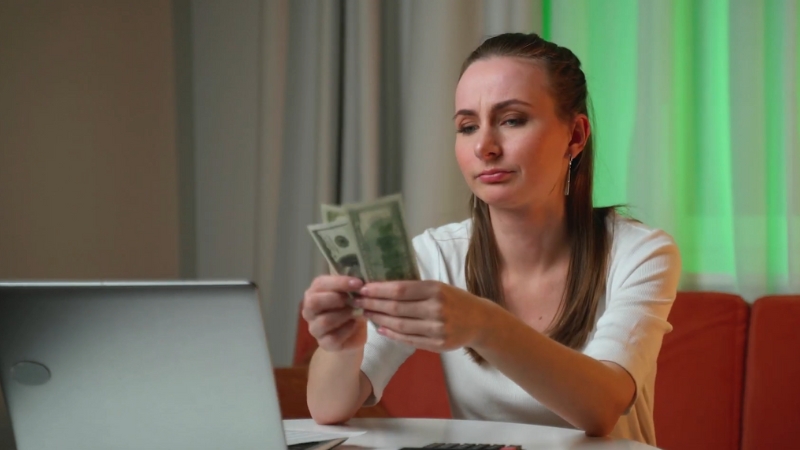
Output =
[{"x1": 452, "y1": 99, "x2": 533, "y2": 120}]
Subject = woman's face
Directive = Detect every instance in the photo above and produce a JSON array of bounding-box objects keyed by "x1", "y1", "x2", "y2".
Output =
[{"x1": 454, "y1": 56, "x2": 585, "y2": 211}]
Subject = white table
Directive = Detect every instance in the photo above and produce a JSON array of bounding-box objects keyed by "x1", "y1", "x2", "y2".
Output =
[{"x1": 284, "y1": 418, "x2": 659, "y2": 449}]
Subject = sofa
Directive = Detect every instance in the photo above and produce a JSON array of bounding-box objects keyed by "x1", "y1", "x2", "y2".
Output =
[{"x1": 281, "y1": 293, "x2": 800, "y2": 449}]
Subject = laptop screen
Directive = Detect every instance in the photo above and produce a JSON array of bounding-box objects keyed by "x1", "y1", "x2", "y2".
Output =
[{"x1": 0, "y1": 281, "x2": 287, "y2": 450}]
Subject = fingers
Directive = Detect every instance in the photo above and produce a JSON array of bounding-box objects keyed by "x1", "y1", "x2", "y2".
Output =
[
  {"x1": 363, "y1": 311, "x2": 444, "y2": 338},
  {"x1": 318, "y1": 318, "x2": 362, "y2": 350},
  {"x1": 302, "y1": 291, "x2": 349, "y2": 320},
  {"x1": 303, "y1": 275, "x2": 364, "y2": 320},
  {"x1": 308, "y1": 308, "x2": 357, "y2": 339},
  {"x1": 355, "y1": 297, "x2": 429, "y2": 319},
  {"x1": 360, "y1": 280, "x2": 438, "y2": 301},
  {"x1": 309, "y1": 275, "x2": 363, "y2": 293}
]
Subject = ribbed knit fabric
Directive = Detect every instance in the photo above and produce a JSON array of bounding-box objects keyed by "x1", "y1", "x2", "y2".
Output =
[{"x1": 361, "y1": 214, "x2": 681, "y2": 445}]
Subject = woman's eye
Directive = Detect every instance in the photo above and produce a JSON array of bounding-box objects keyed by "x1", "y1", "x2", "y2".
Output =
[
  {"x1": 457, "y1": 125, "x2": 478, "y2": 135},
  {"x1": 503, "y1": 117, "x2": 527, "y2": 127}
]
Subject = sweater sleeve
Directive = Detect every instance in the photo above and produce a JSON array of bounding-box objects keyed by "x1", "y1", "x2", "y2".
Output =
[
  {"x1": 359, "y1": 230, "x2": 440, "y2": 405},
  {"x1": 582, "y1": 223, "x2": 682, "y2": 412}
]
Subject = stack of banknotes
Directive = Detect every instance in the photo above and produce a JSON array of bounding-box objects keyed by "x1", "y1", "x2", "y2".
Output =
[{"x1": 307, "y1": 194, "x2": 420, "y2": 310}]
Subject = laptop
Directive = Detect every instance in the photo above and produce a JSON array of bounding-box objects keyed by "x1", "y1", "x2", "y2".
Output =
[{"x1": 0, "y1": 281, "x2": 288, "y2": 450}]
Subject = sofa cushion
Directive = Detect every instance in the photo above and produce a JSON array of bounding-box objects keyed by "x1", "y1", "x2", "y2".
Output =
[
  {"x1": 378, "y1": 349, "x2": 451, "y2": 418},
  {"x1": 654, "y1": 292, "x2": 749, "y2": 450},
  {"x1": 742, "y1": 295, "x2": 800, "y2": 450}
]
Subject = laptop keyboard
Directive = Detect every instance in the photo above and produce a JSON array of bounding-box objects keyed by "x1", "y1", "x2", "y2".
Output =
[{"x1": 399, "y1": 444, "x2": 522, "y2": 450}]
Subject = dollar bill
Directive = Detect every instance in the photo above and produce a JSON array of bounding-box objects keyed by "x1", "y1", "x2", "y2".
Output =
[
  {"x1": 307, "y1": 218, "x2": 367, "y2": 311},
  {"x1": 307, "y1": 218, "x2": 366, "y2": 280},
  {"x1": 321, "y1": 204, "x2": 346, "y2": 223},
  {"x1": 309, "y1": 192, "x2": 419, "y2": 313},
  {"x1": 342, "y1": 194, "x2": 420, "y2": 282}
]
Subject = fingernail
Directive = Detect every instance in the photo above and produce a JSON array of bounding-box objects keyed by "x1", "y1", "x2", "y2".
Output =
[
  {"x1": 359, "y1": 287, "x2": 369, "y2": 296},
  {"x1": 353, "y1": 299, "x2": 364, "y2": 308},
  {"x1": 348, "y1": 279, "x2": 363, "y2": 288}
]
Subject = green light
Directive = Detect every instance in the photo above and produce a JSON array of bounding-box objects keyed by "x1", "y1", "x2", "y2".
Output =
[
  {"x1": 542, "y1": 0, "x2": 551, "y2": 41},
  {"x1": 671, "y1": 0, "x2": 697, "y2": 273},
  {"x1": 765, "y1": 0, "x2": 790, "y2": 288},
  {"x1": 685, "y1": 0, "x2": 736, "y2": 278},
  {"x1": 533, "y1": 0, "x2": 797, "y2": 293}
]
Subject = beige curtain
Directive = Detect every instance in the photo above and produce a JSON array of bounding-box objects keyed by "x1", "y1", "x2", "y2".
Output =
[{"x1": 246, "y1": 0, "x2": 541, "y2": 365}]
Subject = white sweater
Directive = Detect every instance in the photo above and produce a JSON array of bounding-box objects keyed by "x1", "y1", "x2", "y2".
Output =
[{"x1": 361, "y1": 214, "x2": 682, "y2": 446}]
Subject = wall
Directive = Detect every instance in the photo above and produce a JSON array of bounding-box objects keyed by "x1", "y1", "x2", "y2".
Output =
[{"x1": 0, "y1": 1, "x2": 180, "y2": 279}]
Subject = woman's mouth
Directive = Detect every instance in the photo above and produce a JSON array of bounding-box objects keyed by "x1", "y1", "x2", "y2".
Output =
[{"x1": 477, "y1": 169, "x2": 513, "y2": 183}]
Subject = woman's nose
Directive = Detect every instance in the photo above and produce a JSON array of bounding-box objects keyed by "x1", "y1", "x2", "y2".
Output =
[{"x1": 474, "y1": 128, "x2": 501, "y2": 160}]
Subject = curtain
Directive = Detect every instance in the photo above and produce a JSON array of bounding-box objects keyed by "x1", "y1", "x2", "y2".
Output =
[
  {"x1": 198, "y1": 0, "x2": 797, "y2": 365},
  {"x1": 251, "y1": 0, "x2": 528, "y2": 365},
  {"x1": 546, "y1": 0, "x2": 800, "y2": 300},
  {"x1": 248, "y1": 0, "x2": 343, "y2": 367}
]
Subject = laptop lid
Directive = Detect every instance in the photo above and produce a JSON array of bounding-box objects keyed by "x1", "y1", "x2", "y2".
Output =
[{"x1": 0, "y1": 281, "x2": 287, "y2": 450}]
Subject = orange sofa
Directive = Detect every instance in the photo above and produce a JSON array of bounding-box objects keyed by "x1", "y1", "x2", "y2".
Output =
[
  {"x1": 285, "y1": 293, "x2": 800, "y2": 449},
  {"x1": 655, "y1": 293, "x2": 800, "y2": 450},
  {"x1": 653, "y1": 292, "x2": 749, "y2": 450},
  {"x1": 740, "y1": 296, "x2": 800, "y2": 450}
]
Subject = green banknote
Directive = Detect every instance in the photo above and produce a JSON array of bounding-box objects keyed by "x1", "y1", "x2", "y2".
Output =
[
  {"x1": 309, "y1": 194, "x2": 419, "y2": 283},
  {"x1": 307, "y1": 218, "x2": 367, "y2": 281},
  {"x1": 342, "y1": 194, "x2": 419, "y2": 282}
]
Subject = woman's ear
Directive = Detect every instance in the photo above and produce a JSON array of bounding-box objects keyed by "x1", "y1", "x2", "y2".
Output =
[{"x1": 566, "y1": 114, "x2": 590, "y2": 159}]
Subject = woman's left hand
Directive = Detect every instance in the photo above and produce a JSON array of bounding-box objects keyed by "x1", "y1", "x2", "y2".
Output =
[{"x1": 353, "y1": 280, "x2": 499, "y2": 352}]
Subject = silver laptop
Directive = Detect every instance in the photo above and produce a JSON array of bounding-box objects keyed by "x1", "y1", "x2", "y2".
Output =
[{"x1": 0, "y1": 281, "x2": 287, "y2": 450}]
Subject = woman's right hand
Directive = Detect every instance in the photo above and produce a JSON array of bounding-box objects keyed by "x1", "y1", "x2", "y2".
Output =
[{"x1": 302, "y1": 275, "x2": 367, "y2": 352}]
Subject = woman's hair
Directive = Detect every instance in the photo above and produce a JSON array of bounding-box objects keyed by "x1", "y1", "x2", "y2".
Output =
[{"x1": 461, "y1": 33, "x2": 616, "y2": 364}]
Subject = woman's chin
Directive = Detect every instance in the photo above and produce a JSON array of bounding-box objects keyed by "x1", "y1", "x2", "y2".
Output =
[{"x1": 475, "y1": 192, "x2": 521, "y2": 209}]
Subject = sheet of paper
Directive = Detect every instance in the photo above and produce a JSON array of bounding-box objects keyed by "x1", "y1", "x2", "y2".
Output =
[{"x1": 284, "y1": 428, "x2": 366, "y2": 446}]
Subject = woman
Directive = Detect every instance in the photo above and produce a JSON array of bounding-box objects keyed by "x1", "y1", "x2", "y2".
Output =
[{"x1": 302, "y1": 33, "x2": 681, "y2": 446}]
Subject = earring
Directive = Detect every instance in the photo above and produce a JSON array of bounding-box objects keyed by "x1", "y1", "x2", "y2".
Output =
[{"x1": 564, "y1": 155, "x2": 573, "y2": 196}]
